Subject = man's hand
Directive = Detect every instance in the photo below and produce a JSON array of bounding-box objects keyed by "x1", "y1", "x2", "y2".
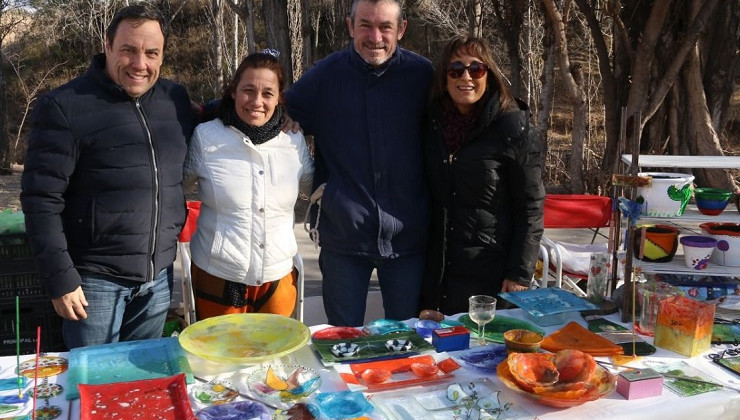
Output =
[
  {"x1": 51, "y1": 286, "x2": 89, "y2": 320},
  {"x1": 282, "y1": 114, "x2": 302, "y2": 133},
  {"x1": 501, "y1": 279, "x2": 529, "y2": 293}
]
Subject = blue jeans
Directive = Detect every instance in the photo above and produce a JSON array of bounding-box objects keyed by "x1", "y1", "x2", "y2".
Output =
[
  {"x1": 63, "y1": 267, "x2": 173, "y2": 349},
  {"x1": 319, "y1": 250, "x2": 424, "y2": 326}
]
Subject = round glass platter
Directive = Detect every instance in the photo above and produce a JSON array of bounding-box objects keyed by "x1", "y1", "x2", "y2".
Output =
[{"x1": 179, "y1": 313, "x2": 310, "y2": 364}]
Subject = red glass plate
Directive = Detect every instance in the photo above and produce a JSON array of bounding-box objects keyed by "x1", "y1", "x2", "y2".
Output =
[
  {"x1": 312, "y1": 326, "x2": 367, "y2": 341},
  {"x1": 79, "y1": 373, "x2": 196, "y2": 420}
]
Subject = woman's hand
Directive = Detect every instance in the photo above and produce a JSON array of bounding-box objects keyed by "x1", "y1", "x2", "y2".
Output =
[{"x1": 501, "y1": 279, "x2": 529, "y2": 293}]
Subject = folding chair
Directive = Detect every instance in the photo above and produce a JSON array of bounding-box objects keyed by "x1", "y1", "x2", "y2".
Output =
[
  {"x1": 178, "y1": 201, "x2": 201, "y2": 325},
  {"x1": 538, "y1": 194, "x2": 614, "y2": 296},
  {"x1": 177, "y1": 200, "x2": 306, "y2": 324}
]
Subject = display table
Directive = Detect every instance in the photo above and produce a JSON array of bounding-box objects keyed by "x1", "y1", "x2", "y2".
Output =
[{"x1": 1, "y1": 308, "x2": 739, "y2": 419}]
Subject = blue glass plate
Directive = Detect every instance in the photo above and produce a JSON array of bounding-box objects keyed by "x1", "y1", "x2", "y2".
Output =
[
  {"x1": 66, "y1": 337, "x2": 193, "y2": 400},
  {"x1": 362, "y1": 319, "x2": 411, "y2": 335},
  {"x1": 455, "y1": 344, "x2": 508, "y2": 372},
  {"x1": 499, "y1": 288, "x2": 598, "y2": 318},
  {"x1": 315, "y1": 390, "x2": 373, "y2": 419}
]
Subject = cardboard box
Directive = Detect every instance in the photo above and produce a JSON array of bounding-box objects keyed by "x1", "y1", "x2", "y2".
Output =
[
  {"x1": 432, "y1": 326, "x2": 469, "y2": 352},
  {"x1": 617, "y1": 368, "x2": 663, "y2": 399}
]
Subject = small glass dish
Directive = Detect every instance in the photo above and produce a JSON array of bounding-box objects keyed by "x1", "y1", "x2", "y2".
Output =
[
  {"x1": 330, "y1": 342, "x2": 359, "y2": 357},
  {"x1": 247, "y1": 364, "x2": 322, "y2": 409},
  {"x1": 314, "y1": 391, "x2": 373, "y2": 419},
  {"x1": 385, "y1": 338, "x2": 413, "y2": 352}
]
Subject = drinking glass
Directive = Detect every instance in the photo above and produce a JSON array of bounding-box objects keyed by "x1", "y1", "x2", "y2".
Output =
[{"x1": 468, "y1": 295, "x2": 497, "y2": 346}]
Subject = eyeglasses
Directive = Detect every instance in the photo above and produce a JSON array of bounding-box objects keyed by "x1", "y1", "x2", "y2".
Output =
[{"x1": 446, "y1": 61, "x2": 488, "y2": 79}]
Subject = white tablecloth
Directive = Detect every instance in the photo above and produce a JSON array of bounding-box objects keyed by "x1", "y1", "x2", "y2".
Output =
[{"x1": 2, "y1": 309, "x2": 739, "y2": 419}]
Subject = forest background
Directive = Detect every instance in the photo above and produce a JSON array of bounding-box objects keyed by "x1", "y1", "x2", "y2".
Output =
[{"x1": 0, "y1": 0, "x2": 737, "y2": 195}]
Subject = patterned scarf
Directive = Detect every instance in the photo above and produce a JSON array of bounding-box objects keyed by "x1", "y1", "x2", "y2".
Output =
[
  {"x1": 441, "y1": 91, "x2": 491, "y2": 155},
  {"x1": 221, "y1": 104, "x2": 285, "y2": 145}
]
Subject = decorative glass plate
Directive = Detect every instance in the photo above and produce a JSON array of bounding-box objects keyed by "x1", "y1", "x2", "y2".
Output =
[
  {"x1": 311, "y1": 330, "x2": 434, "y2": 364},
  {"x1": 497, "y1": 359, "x2": 616, "y2": 408},
  {"x1": 370, "y1": 377, "x2": 532, "y2": 419},
  {"x1": 196, "y1": 400, "x2": 271, "y2": 420},
  {"x1": 245, "y1": 364, "x2": 322, "y2": 409},
  {"x1": 455, "y1": 344, "x2": 509, "y2": 372},
  {"x1": 314, "y1": 391, "x2": 373, "y2": 419},
  {"x1": 178, "y1": 313, "x2": 310, "y2": 364},
  {"x1": 191, "y1": 379, "x2": 239, "y2": 405},
  {"x1": 499, "y1": 288, "x2": 598, "y2": 319},
  {"x1": 312, "y1": 326, "x2": 367, "y2": 341},
  {"x1": 66, "y1": 337, "x2": 193, "y2": 400},
  {"x1": 78, "y1": 373, "x2": 196, "y2": 420},
  {"x1": 362, "y1": 319, "x2": 411, "y2": 335},
  {"x1": 457, "y1": 315, "x2": 545, "y2": 343}
]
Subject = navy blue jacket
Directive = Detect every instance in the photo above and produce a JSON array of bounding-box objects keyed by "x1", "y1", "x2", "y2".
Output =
[
  {"x1": 21, "y1": 54, "x2": 195, "y2": 298},
  {"x1": 285, "y1": 45, "x2": 433, "y2": 257}
]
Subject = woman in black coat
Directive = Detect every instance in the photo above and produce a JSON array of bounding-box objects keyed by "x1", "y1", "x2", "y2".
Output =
[{"x1": 420, "y1": 35, "x2": 545, "y2": 315}]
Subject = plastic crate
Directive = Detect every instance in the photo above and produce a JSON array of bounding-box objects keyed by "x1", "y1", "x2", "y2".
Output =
[
  {"x1": 0, "y1": 298, "x2": 67, "y2": 355},
  {"x1": 0, "y1": 234, "x2": 45, "y2": 299}
]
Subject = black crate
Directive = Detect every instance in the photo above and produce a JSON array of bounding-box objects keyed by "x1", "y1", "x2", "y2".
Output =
[
  {"x1": 0, "y1": 298, "x2": 67, "y2": 355},
  {"x1": 0, "y1": 233, "x2": 45, "y2": 299}
]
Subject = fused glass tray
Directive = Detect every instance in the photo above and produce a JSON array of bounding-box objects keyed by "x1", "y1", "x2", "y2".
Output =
[
  {"x1": 67, "y1": 337, "x2": 193, "y2": 400},
  {"x1": 79, "y1": 373, "x2": 196, "y2": 420},
  {"x1": 499, "y1": 288, "x2": 598, "y2": 323},
  {"x1": 311, "y1": 330, "x2": 434, "y2": 364},
  {"x1": 179, "y1": 313, "x2": 310, "y2": 364},
  {"x1": 454, "y1": 344, "x2": 509, "y2": 373},
  {"x1": 371, "y1": 377, "x2": 533, "y2": 419},
  {"x1": 457, "y1": 315, "x2": 545, "y2": 343}
]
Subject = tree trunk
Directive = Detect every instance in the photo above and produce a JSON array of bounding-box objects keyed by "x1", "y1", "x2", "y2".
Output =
[
  {"x1": 680, "y1": 1, "x2": 736, "y2": 191},
  {"x1": 211, "y1": 0, "x2": 224, "y2": 95},
  {"x1": 263, "y1": 0, "x2": 294, "y2": 83},
  {"x1": 467, "y1": 0, "x2": 483, "y2": 37},
  {"x1": 287, "y1": 0, "x2": 303, "y2": 84}
]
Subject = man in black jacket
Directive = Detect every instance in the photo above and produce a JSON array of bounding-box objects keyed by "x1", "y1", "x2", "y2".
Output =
[{"x1": 20, "y1": 4, "x2": 196, "y2": 348}]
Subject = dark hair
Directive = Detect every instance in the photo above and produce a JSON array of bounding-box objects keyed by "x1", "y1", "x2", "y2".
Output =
[
  {"x1": 430, "y1": 35, "x2": 516, "y2": 112},
  {"x1": 349, "y1": 0, "x2": 405, "y2": 27},
  {"x1": 106, "y1": 3, "x2": 167, "y2": 48},
  {"x1": 219, "y1": 52, "x2": 285, "y2": 117}
]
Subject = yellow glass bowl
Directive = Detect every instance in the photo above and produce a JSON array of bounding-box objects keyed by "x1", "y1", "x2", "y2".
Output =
[
  {"x1": 179, "y1": 313, "x2": 310, "y2": 364},
  {"x1": 503, "y1": 329, "x2": 544, "y2": 353}
]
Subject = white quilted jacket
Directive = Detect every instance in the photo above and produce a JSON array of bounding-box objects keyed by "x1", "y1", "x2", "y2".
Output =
[{"x1": 184, "y1": 118, "x2": 314, "y2": 286}]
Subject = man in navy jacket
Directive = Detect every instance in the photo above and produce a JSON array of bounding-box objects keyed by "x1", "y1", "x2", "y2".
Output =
[
  {"x1": 285, "y1": 0, "x2": 433, "y2": 326},
  {"x1": 21, "y1": 4, "x2": 195, "y2": 348}
]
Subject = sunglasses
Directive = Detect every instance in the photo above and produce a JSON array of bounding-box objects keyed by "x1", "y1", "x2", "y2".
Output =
[{"x1": 446, "y1": 61, "x2": 488, "y2": 79}]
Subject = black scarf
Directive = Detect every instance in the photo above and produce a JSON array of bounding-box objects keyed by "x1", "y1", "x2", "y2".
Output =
[{"x1": 222, "y1": 104, "x2": 285, "y2": 145}]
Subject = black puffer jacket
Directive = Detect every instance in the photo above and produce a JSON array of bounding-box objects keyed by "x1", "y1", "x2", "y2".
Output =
[
  {"x1": 420, "y1": 93, "x2": 545, "y2": 315},
  {"x1": 21, "y1": 54, "x2": 196, "y2": 298}
]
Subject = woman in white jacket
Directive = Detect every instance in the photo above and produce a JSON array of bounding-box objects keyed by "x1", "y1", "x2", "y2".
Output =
[{"x1": 184, "y1": 51, "x2": 314, "y2": 319}]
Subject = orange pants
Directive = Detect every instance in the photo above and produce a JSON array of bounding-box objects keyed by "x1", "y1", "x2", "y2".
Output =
[{"x1": 191, "y1": 263, "x2": 297, "y2": 320}]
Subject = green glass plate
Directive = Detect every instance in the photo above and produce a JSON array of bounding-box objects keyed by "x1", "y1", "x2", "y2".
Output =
[
  {"x1": 457, "y1": 315, "x2": 545, "y2": 343},
  {"x1": 311, "y1": 330, "x2": 434, "y2": 364}
]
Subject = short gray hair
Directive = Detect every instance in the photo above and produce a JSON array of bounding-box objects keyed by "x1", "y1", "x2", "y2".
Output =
[{"x1": 349, "y1": 0, "x2": 405, "y2": 27}]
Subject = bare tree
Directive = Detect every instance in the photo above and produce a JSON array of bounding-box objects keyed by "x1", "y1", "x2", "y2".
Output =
[
  {"x1": 542, "y1": 0, "x2": 588, "y2": 193},
  {"x1": 0, "y1": 0, "x2": 31, "y2": 170}
]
